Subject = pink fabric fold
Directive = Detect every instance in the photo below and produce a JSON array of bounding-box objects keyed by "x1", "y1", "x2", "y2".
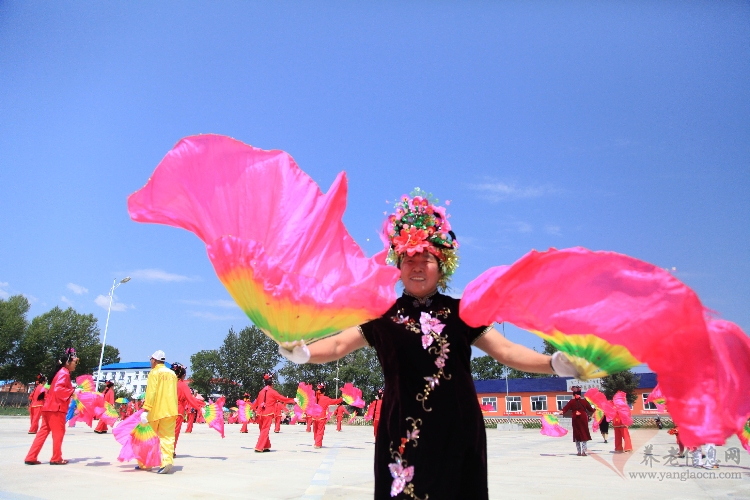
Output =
[{"x1": 459, "y1": 246, "x2": 750, "y2": 447}]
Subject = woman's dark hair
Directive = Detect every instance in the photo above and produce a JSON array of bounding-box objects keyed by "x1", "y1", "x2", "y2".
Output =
[
  {"x1": 171, "y1": 362, "x2": 187, "y2": 380},
  {"x1": 51, "y1": 347, "x2": 77, "y2": 379},
  {"x1": 36, "y1": 373, "x2": 46, "y2": 384}
]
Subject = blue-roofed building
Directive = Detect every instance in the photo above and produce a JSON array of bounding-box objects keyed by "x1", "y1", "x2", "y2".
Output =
[
  {"x1": 92, "y1": 361, "x2": 171, "y2": 397},
  {"x1": 474, "y1": 372, "x2": 661, "y2": 417}
]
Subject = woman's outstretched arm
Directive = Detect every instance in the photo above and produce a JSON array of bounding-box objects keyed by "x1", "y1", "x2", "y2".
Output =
[
  {"x1": 308, "y1": 327, "x2": 368, "y2": 364},
  {"x1": 474, "y1": 327, "x2": 554, "y2": 375}
]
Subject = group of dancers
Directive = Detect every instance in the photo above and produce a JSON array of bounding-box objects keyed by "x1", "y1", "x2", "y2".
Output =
[{"x1": 22, "y1": 350, "x2": 382, "y2": 473}]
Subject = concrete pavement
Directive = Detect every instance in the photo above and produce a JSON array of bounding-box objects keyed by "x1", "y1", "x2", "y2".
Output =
[{"x1": 0, "y1": 416, "x2": 748, "y2": 499}]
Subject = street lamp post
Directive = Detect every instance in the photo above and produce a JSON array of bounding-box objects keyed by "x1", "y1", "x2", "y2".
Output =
[{"x1": 95, "y1": 277, "x2": 131, "y2": 390}]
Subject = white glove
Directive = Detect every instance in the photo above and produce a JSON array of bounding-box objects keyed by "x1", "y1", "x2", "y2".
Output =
[
  {"x1": 551, "y1": 351, "x2": 580, "y2": 378},
  {"x1": 278, "y1": 342, "x2": 310, "y2": 364},
  {"x1": 140, "y1": 412, "x2": 149, "y2": 425}
]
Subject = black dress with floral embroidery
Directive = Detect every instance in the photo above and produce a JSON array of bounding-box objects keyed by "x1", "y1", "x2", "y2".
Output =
[{"x1": 359, "y1": 292, "x2": 491, "y2": 500}]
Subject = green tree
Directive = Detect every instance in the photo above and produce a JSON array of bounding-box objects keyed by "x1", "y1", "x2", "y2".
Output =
[
  {"x1": 102, "y1": 345, "x2": 121, "y2": 365},
  {"x1": 216, "y1": 326, "x2": 281, "y2": 402},
  {"x1": 189, "y1": 349, "x2": 221, "y2": 396},
  {"x1": 17, "y1": 307, "x2": 103, "y2": 382},
  {"x1": 188, "y1": 326, "x2": 281, "y2": 402},
  {"x1": 0, "y1": 295, "x2": 30, "y2": 379},
  {"x1": 601, "y1": 370, "x2": 640, "y2": 405},
  {"x1": 471, "y1": 355, "x2": 506, "y2": 380}
]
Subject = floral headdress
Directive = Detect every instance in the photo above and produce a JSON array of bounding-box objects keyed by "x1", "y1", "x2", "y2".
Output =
[{"x1": 384, "y1": 188, "x2": 459, "y2": 291}]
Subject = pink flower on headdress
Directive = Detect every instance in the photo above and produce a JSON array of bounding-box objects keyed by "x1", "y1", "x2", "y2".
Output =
[{"x1": 392, "y1": 227, "x2": 430, "y2": 256}]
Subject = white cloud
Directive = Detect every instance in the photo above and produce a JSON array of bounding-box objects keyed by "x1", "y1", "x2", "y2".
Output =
[
  {"x1": 180, "y1": 299, "x2": 239, "y2": 309},
  {"x1": 24, "y1": 294, "x2": 38, "y2": 304},
  {"x1": 468, "y1": 181, "x2": 558, "y2": 202},
  {"x1": 95, "y1": 294, "x2": 134, "y2": 312},
  {"x1": 0, "y1": 282, "x2": 8, "y2": 299},
  {"x1": 515, "y1": 221, "x2": 533, "y2": 233},
  {"x1": 189, "y1": 311, "x2": 241, "y2": 321},
  {"x1": 129, "y1": 269, "x2": 193, "y2": 282},
  {"x1": 67, "y1": 283, "x2": 88, "y2": 295},
  {"x1": 61, "y1": 296, "x2": 74, "y2": 306},
  {"x1": 544, "y1": 225, "x2": 562, "y2": 236}
]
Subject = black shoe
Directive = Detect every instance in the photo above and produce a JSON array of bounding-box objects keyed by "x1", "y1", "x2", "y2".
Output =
[{"x1": 25, "y1": 461, "x2": 41, "y2": 465}]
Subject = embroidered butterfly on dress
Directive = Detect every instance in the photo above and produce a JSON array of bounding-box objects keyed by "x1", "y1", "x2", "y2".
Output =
[
  {"x1": 389, "y1": 460, "x2": 415, "y2": 497},
  {"x1": 424, "y1": 376, "x2": 440, "y2": 389}
]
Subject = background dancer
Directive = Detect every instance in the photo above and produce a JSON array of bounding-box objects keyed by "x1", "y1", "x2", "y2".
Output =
[
  {"x1": 273, "y1": 400, "x2": 284, "y2": 433},
  {"x1": 240, "y1": 393, "x2": 251, "y2": 433},
  {"x1": 171, "y1": 362, "x2": 204, "y2": 457},
  {"x1": 560, "y1": 386, "x2": 594, "y2": 456},
  {"x1": 25, "y1": 348, "x2": 78, "y2": 465},
  {"x1": 334, "y1": 403, "x2": 350, "y2": 432},
  {"x1": 312, "y1": 383, "x2": 342, "y2": 449},
  {"x1": 253, "y1": 373, "x2": 293, "y2": 452},
  {"x1": 94, "y1": 381, "x2": 116, "y2": 434},
  {"x1": 27, "y1": 374, "x2": 46, "y2": 434}
]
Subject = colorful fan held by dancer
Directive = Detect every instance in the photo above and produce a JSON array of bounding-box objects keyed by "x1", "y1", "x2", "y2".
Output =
[
  {"x1": 348, "y1": 411, "x2": 358, "y2": 424},
  {"x1": 645, "y1": 385, "x2": 667, "y2": 412},
  {"x1": 480, "y1": 404, "x2": 495, "y2": 413},
  {"x1": 97, "y1": 401, "x2": 120, "y2": 427},
  {"x1": 296, "y1": 382, "x2": 323, "y2": 417},
  {"x1": 737, "y1": 420, "x2": 750, "y2": 453},
  {"x1": 340, "y1": 383, "x2": 365, "y2": 408},
  {"x1": 612, "y1": 391, "x2": 633, "y2": 427},
  {"x1": 113, "y1": 410, "x2": 161, "y2": 468},
  {"x1": 203, "y1": 397, "x2": 226, "y2": 438},
  {"x1": 75, "y1": 375, "x2": 97, "y2": 393},
  {"x1": 540, "y1": 414, "x2": 568, "y2": 438},
  {"x1": 459, "y1": 246, "x2": 750, "y2": 447},
  {"x1": 128, "y1": 134, "x2": 400, "y2": 347},
  {"x1": 584, "y1": 387, "x2": 615, "y2": 432},
  {"x1": 237, "y1": 399, "x2": 255, "y2": 424}
]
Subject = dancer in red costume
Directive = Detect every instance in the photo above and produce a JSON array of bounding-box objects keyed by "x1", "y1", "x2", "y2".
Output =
[
  {"x1": 27, "y1": 374, "x2": 46, "y2": 434},
  {"x1": 94, "y1": 380, "x2": 116, "y2": 434},
  {"x1": 273, "y1": 400, "x2": 285, "y2": 433},
  {"x1": 25, "y1": 348, "x2": 78, "y2": 465},
  {"x1": 185, "y1": 408, "x2": 197, "y2": 433},
  {"x1": 366, "y1": 389, "x2": 384, "y2": 438},
  {"x1": 334, "y1": 403, "x2": 350, "y2": 432},
  {"x1": 312, "y1": 383, "x2": 342, "y2": 448},
  {"x1": 613, "y1": 414, "x2": 633, "y2": 452},
  {"x1": 253, "y1": 373, "x2": 294, "y2": 452},
  {"x1": 559, "y1": 386, "x2": 594, "y2": 456},
  {"x1": 240, "y1": 393, "x2": 251, "y2": 433},
  {"x1": 171, "y1": 363, "x2": 204, "y2": 456}
]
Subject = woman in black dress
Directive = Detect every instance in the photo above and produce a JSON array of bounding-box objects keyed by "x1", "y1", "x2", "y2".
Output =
[{"x1": 280, "y1": 192, "x2": 580, "y2": 499}]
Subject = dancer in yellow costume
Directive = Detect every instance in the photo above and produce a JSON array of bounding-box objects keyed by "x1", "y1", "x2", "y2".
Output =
[{"x1": 138, "y1": 350, "x2": 178, "y2": 474}]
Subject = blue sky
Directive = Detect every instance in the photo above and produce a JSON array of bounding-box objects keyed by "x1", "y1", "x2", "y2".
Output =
[{"x1": 1, "y1": 2, "x2": 748, "y2": 369}]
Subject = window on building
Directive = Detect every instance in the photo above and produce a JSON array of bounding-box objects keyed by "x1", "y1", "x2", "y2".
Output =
[
  {"x1": 133, "y1": 385, "x2": 137, "y2": 393},
  {"x1": 481, "y1": 397, "x2": 497, "y2": 412},
  {"x1": 505, "y1": 396, "x2": 522, "y2": 412},
  {"x1": 127, "y1": 376, "x2": 131, "y2": 384},
  {"x1": 141, "y1": 385, "x2": 147, "y2": 393},
  {"x1": 642, "y1": 393, "x2": 657, "y2": 410},
  {"x1": 556, "y1": 395, "x2": 573, "y2": 411},
  {"x1": 144, "y1": 371, "x2": 149, "y2": 377},
  {"x1": 134, "y1": 371, "x2": 139, "y2": 380},
  {"x1": 531, "y1": 395, "x2": 547, "y2": 411},
  {"x1": 119, "y1": 372, "x2": 125, "y2": 380}
]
